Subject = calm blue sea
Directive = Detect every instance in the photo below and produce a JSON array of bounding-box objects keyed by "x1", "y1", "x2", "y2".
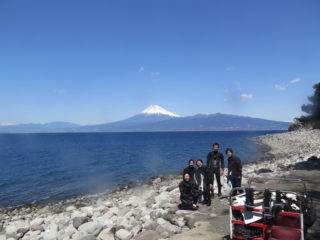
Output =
[{"x1": 0, "y1": 131, "x2": 284, "y2": 208}]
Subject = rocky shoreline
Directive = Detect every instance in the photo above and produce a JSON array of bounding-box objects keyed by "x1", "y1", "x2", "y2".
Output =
[{"x1": 1, "y1": 129, "x2": 319, "y2": 240}]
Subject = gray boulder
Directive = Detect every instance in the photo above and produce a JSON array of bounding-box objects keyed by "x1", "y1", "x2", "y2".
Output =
[
  {"x1": 73, "y1": 216, "x2": 90, "y2": 229},
  {"x1": 133, "y1": 230, "x2": 159, "y2": 240},
  {"x1": 115, "y1": 229, "x2": 132, "y2": 240},
  {"x1": 79, "y1": 235, "x2": 96, "y2": 240},
  {"x1": 78, "y1": 222, "x2": 103, "y2": 237},
  {"x1": 98, "y1": 228, "x2": 114, "y2": 240}
]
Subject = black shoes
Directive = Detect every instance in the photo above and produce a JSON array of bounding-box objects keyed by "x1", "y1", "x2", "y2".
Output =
[{"x1": 218, "y1": 192, "x2": 222, "y2": 197}]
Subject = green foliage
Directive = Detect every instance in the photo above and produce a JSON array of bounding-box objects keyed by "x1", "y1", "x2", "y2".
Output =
[
  {"x1": 288, "y1": 118, "x2": 303, "y2": 131},
  {"x1": 294, "y1": 82, "x2": 320, "y2": 129}
]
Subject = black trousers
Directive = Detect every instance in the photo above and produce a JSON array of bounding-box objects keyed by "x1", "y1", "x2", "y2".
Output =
[
  {"x1": 211, "y1": 168, "x2": 222, "y2": 194},
  {"x1": 180, "y1": 196, "x2": 198, "y2": 210},
  {"x1": 201, "y1": 188, "x2": 211, "y2": 204},
  {"x1": 231, "y1": 175, "x2": 242, "y2": 196}
]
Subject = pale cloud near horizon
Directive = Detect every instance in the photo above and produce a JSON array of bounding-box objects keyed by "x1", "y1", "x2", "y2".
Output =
[
  {"x1": 225, "y1": 67, "x2": 234, "y2": 72},
  {"x1": 275, "y1": 77, "x2": 301, "y2": 91},
  {"x1": 53, "y1": 89, "x2": 66, "y2": 94},
  {"x1": 241, "y1": 93, "x2": 253, "y2": 102},
  {"x1": 0, "y1": 122, "x2": 15, "y2": 126},
  {"x1": 139, "y1": 66, "x2": 144, "y2": 72}
]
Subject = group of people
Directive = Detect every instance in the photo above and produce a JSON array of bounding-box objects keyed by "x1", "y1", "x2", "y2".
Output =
[{"x1": 178, "y1": 143, "x2": 242, "y2": 210}]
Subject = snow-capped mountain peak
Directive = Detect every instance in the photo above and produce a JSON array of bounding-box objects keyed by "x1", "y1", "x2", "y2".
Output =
[{"x1": 141, "y1": 105, "x2": 180, "y2": 117}]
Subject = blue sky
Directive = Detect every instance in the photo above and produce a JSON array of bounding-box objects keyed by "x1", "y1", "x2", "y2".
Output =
[{"x1": 0, "y1": 0, "x2": 319, "y2": 125}]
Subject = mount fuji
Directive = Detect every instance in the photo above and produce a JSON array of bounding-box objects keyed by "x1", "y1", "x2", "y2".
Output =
[
  {"x1": 0, "y1": 105, "x2": 291, "y2": 133},
  {"x1": 78, "y1": 105, "x2": 180, "y2": 132},
  {"x1": 140, "y1": 105, "x2": 180, "y2": 117},
  {"x1": 77, "y1": 105, "x2": 290, "y2": 132}
]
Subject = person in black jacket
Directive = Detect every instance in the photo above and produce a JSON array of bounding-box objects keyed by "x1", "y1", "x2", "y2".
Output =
[
  {"x1": 178, "y1": 173, "x2": 199, "y2": 210},
  {"x1": 183, "y1": 159, "x2": 196, "y2": 182},
  {"x1": 194, "y1": 159, "x2": 213, "y2": 206},
  {"x1": 226, "y1": 148, "x2": 242, "y2": 195},
  {"x1": 207, "y1": 142, "x2": 225, "y2": 198}
]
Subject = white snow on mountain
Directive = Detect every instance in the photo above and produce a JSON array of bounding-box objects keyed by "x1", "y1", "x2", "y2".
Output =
[{"x1": 141, "y1": 105, "x2": 180, "y2": 117}]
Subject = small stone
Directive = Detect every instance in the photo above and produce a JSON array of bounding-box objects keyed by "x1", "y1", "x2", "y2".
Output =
[
  {"x1": 31, "y1": 225, "x2": 45, "y2": 232},
  {"x1": 115, "y1": 229, "x2": 132, "y2": 240},
  {"x1": 98, "y1": 228, "x2": 114, "y2": 240},
  {"x1": 152, "y1": 178, "x2": 161, "y2": 186},
  {"x1": 133, "y1": 230, "x2": 159, "y2": 240},
  {"x1": 66, "y1": 205, "x2": 76, "y2": 212},
  {"x1": 78, "y1": 222, "x2": 103, "y2": 236},
  {"x1": 128, "y1": 196, "x2": 141, "y2": 207},
  {"x1": 79, "y1": 235, "x2": 96, "y2": 240},
  {"x1": 80, "y1": 207, "x2": 94, "y2": 217},
  {"x1": 103, "y1": 201, "x2": 113, "y2": 208},
  {"x1": 30, "y1": 218, "x2": 44, "y2": 226},
  {"x1": 156, "y1": 218, "x2": 167, "y2": 225}
]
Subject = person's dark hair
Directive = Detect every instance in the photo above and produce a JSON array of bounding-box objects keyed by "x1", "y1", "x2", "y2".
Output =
[
  {"x1": 225, "y1": 148, "x2": 233, "y2": 154},
  {"x1": 189, "y1": 159, "x2": 194, "y2": 164},
  {"x1": 213, "y1": 142, "x2": 219, "y2": 147},
  {"x1": 196, "y1": 159, "x2": 203, "y2": 163}
]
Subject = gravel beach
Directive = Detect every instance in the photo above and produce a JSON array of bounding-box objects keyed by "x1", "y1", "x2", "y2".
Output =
[{"x1": 0, "y1": 129, "x2": 319, "y2": 240}]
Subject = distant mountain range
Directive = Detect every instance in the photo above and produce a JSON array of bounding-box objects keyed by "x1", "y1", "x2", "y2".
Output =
[{"x1": 0, "y1": 105, "x2": 291, "y2": 133}]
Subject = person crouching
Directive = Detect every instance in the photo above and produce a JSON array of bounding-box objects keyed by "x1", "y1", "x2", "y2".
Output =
[{"x1": 178, "y1": 173, "x2": 199, "y2": 210}]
